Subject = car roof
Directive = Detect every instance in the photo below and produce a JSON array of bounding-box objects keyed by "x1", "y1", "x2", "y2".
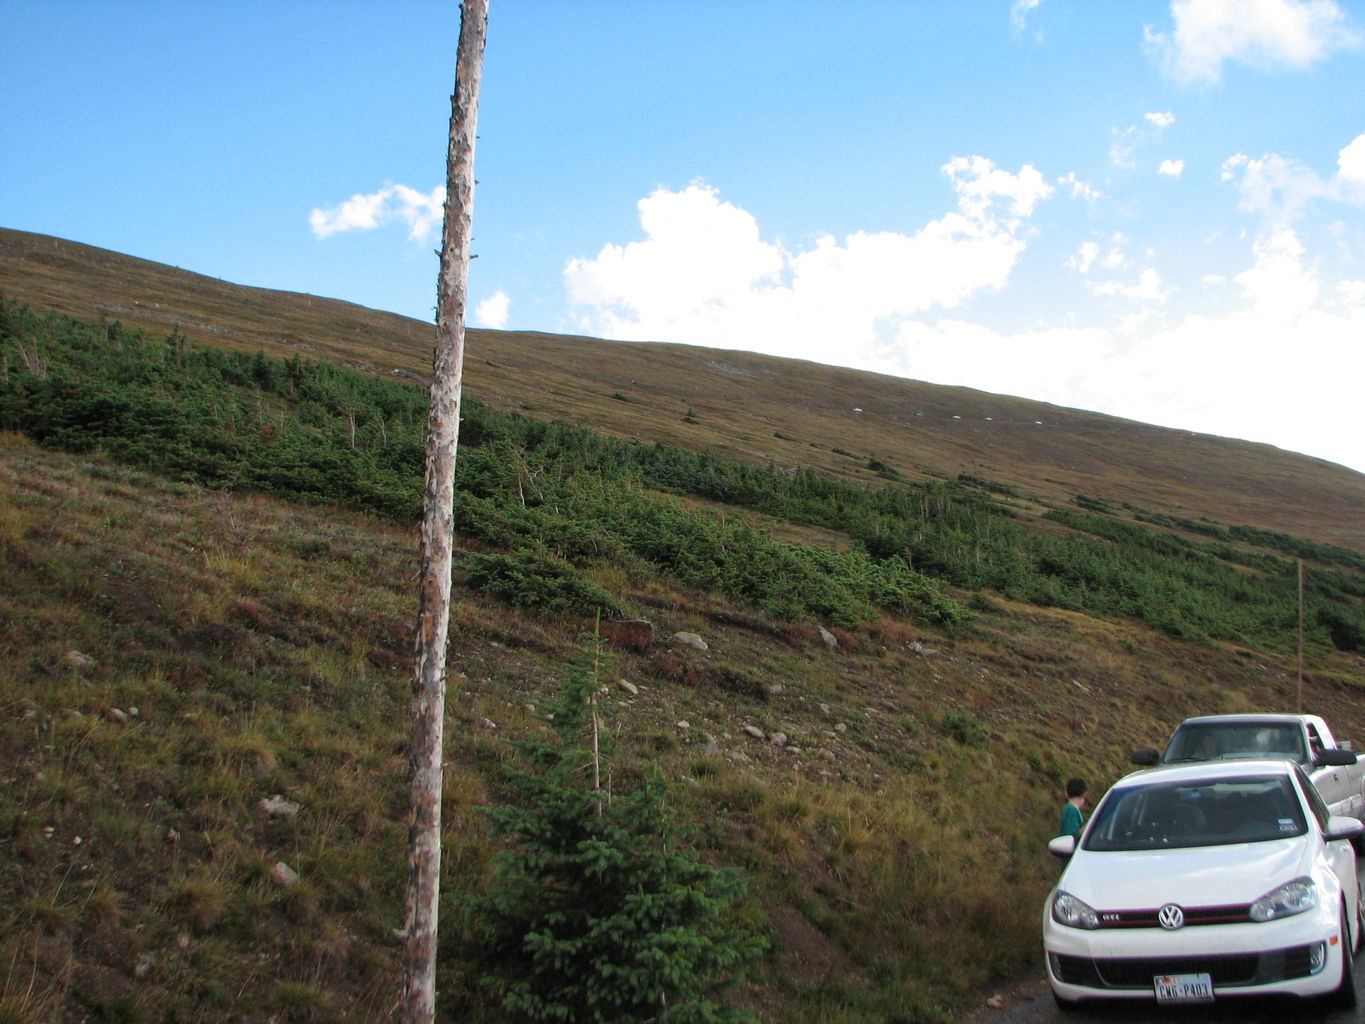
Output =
[
  {"x1": 1115, "y1": 758, "x2": 1300, "y2": 788},
  {"x1": 1179, "y1": 714, "x2": 1307, "y2": 725}
]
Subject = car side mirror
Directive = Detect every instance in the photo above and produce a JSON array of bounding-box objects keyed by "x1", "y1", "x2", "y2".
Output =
[
  {"x1": 1325, "y1": 816, "x2": 1364, "y2": 843},
  {"x1": 1130, "y1": 748, "x2": 1160, "y2": 766},
  {"x1": 1048, "y1": 835, "x2": 1077, "y2": 858},
  {"x1": 1314, "y1": 748, "x2": 1359, "y2": 768}
]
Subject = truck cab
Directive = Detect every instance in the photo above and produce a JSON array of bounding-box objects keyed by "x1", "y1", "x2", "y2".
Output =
[{"x1": 1132, "y1": 713, "x2": 1364, "y2": 823}]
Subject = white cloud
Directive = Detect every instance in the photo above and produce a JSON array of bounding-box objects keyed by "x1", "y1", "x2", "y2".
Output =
[
  {"x1": 1158, "y1": 159, "x2": 1186, "y2": 177},
  {"x1": 563, "y1": 182, "x2": 1364, "y2": 472},
  {"x1": 564, "y1": 164, "x2": 1052, "y2": 363},
  {"x1": 1091, "y1": 267, "x2": 1172, "y2": 303},
  {"x1": 475, "y1": 290, "x2": 511, "y2": 329},
  {"x1": 1111, "y1": 114, "x2": 1174, "y2": 171},
  {"x1": 1010, "y1": 0, "x2": 1045, "y2": 40},
  {"x1": 1147, "y1": 0, "x2": 1359, "y2": 84},
  {"x1": 310, "y1": 184, "x2": 445, "y2": 241},
  {"x1": 1339, "y1": 133, "x2": 1365, "y2": 186},
  {"x1": 1222, "y1": 135, "x2": 1365, "y2": 228},
  {"x1": 1066, "y1": 238, "x2": 1128, "y2": 275},
  {"x1": 1058, "y1": 171, "x2": 1103, "y2": 201},
  {"x1": 877, "y1": 231, "x2": 1364, "y2": 471}
]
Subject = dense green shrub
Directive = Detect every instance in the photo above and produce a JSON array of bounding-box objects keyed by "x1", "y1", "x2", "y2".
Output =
[
  {"x1": 2, "y1": 296, "x2": 1360, "y2": 652},
  {"x1": 464, "y1": 635, "x2": 765, "y2": 1023}
]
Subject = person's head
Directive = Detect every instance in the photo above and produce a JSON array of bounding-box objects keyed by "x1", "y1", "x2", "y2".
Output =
[{"x1": 1065, "y1": 778, "x2": 1088, "y2": 802}]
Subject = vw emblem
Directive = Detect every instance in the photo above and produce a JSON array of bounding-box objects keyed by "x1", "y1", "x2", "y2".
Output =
[{"x1": 1158, "y1": 904, "x2": 1185, "y2": 930}]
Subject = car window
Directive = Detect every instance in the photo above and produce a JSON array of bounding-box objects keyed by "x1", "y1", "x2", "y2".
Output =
[
  {"x1": 1164, "y1": 723, "x2": 1306, "y2": 762},
  {"x1": 1295, "y1": 763, "x2": 1331, "y2": 831},
  {"x1": 1084, "y1": 775, "x2": 1306, "y2": 851}
]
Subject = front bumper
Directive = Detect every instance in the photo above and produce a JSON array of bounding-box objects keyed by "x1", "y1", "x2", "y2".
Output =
[{"x1": 1043, "y1": 913, "x2": 1344, "y2": 1002}]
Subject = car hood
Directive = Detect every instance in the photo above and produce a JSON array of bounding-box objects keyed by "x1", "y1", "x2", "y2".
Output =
[{"x1": 1063, "y1": 839, "x2": 1312, "y2": 909}]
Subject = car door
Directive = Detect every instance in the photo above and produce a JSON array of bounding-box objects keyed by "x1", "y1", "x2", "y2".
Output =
[{"x1": 1297, "y1": 764, "x2": 1359, "y2": 944}]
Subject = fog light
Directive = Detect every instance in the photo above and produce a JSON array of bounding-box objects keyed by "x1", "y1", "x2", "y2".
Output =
[
  {"x1": 1309, "y1": 942, "x2": 1327, "y2": 974},
  {"x1": 1048, "y1": 953, "x2": 1064, "y2": 979}
]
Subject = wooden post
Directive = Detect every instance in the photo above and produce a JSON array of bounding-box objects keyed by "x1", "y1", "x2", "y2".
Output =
[
  {"x1": 1297, "y1": 558, "x2": 1305, "y2": 712},
  {"x1": 400, "y1": 1, "x2": 488, "y2": 1020}
]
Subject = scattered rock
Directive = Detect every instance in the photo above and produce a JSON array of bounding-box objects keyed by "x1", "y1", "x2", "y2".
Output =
[
  {"x1": 742, "y1": 724, "x2": 766, "y2": 740},
  {"x1": 676, "y1": 721, "x2": 690, "y2": 730},
  {"x1": 270, "y1": 862, "x2": 300, "y2": 887},
  {"x1": 986, "y1": 994, "x2": 1005, "y2": 1009},
  {"x1": 127, "y1": 706, "x2": 140, "y2": 718},
  {"x1": 480, "y1": 718, "x2": 498, "y2": 730},
  {"x1": 766, "y1": 683, "x2": 785, "y2": 696},
  {"x1": 617, "y1": 679, "x2": 639, "y2": 696},
  {"x1": 698, "y1": 734, "x2": 721, "y2": 755},
  {"x1": 817, "y1": 626, "x2": 838, "y2": 648},
  {"x1": 671, "y1": 631, "x2": 708, "y2": 651},
  {"x1": 175, "y1": 932, "x2": 191, "y2": 951},
  {"x1": 134, "y1": 952, "x2": 157, "y2": 979},
  {"x1": 259, "y1": 794, "x2": 300, "y2": 818},
  {"x1": 770, "y1": 732, "x2": 789, "y2": 747},
  {"x1": 66, "y1": 650, "x2": 95, "y2": 672},
  {"x1": 835, "y1": 723, "x2": 848, "y2": 733},
  {"x1": 106, "y1": 707, "x2": 129, "y2": 724}
]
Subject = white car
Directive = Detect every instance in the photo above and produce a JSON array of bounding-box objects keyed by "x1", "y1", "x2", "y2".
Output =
[{"x1": 1043, "y1": 759, "x2": 1364, "y2": 1010}]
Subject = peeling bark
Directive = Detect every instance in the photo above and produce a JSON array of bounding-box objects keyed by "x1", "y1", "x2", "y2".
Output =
[{"x1": 400, "y1": 1, "x2": 488, "y2": 1020}]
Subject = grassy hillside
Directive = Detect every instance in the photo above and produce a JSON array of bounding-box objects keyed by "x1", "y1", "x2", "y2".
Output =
[
  {"x1": 1, "y1": 230, "x2": 1364, "y2": 1022},
  {"x1": 4, "y1": 226, "x2": 1364, "y2": 552},
  {"x1": 7, "y1": 432, "x2": 1364, "y2": 1022}
]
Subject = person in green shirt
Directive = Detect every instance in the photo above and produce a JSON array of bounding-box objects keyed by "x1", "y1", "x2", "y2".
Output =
[{"x1": 1059, "y1": 778, "x2": 1087, "y2": 838}]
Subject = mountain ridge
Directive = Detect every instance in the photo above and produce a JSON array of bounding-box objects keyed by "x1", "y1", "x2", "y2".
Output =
[{"x1": 2, "y1": 223, "x2": 1362, "y2": 555}]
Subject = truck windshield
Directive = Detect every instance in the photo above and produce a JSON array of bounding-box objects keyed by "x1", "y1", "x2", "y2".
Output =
[
  {"x1": 1084, "y1": 775, "x2": 1307, "y2": 851},
  {"x1": 1164, "y1": 723, "x2": 1307, "y2": 763}
]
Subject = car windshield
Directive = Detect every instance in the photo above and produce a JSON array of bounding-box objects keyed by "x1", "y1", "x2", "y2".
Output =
[
  {"x1": 1083, "y1": 775, "x2": 1307, "y2": 851},
  {"x1": 1164, "y1": 723, "x2": 1307, "y2": 763}
]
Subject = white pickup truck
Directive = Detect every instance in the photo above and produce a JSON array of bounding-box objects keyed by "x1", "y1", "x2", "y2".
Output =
[{"x1": 1131, "y1": 713, "x2": 1365, "y2": 825}]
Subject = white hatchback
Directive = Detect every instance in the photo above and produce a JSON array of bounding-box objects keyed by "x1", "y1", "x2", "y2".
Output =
[{"x1": 1043, "y1": 759, "x2": 1363, "y2": 1010}]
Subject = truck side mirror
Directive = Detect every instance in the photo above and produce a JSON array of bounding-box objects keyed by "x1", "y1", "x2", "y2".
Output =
[
  {"x1": 1130, "y1": 748, "x2": 1160, "y2": 766},
  {"x1": 1314, "y1": 748, "x2": 1359, "y2": 768}
]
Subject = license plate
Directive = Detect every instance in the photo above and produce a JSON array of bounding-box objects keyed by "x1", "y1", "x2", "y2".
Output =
[{"x1": 1154, "y1": 972, "x2": 1214, "y2": 1003}]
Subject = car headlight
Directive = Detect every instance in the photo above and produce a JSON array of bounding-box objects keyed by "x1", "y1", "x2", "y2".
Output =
[
  {"x1": 1249, "y1": 876, "x2": 1317, "y2": 922},
  {"x1": 1052, "y1": 890, "x2": 1100, "y2": 930}
]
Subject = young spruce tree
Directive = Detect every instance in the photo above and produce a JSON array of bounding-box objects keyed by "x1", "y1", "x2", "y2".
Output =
[{"x1": 467, "y1": 630, "x2": 765, "y2": 1023}]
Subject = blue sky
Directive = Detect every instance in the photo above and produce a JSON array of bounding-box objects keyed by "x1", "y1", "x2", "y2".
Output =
[{"x1": 4, "y1": 1, "x2": 1364, "y2": 474}]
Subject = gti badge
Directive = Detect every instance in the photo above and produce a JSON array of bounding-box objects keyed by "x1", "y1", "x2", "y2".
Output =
[{"x1": 1158, "y1": 904, "x2": 1185, "y2": 930}]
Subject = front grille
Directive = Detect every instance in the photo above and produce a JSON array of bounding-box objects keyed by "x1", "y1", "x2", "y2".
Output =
[
  {"x1": 1096, "y1": 904, "x2": 1252, "y2": 928},
  {"x1": 1052, "y1": 944, "x2": 1323, "y2": 991},
  {"x1": 1098, "y1": 954, "x2": 1258, "y2": 988}
]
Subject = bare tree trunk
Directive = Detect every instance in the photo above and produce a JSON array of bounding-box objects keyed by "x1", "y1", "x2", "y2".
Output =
[{"x1": 400, "y1": 1, "x2": 488, "y2": 1020}]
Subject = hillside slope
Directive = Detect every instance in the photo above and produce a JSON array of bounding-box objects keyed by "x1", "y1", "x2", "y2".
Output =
[
  {"x1": 4, "y1": 432, "x2": 1363, "y2": 1022},
  {"x1": 2, "y1": 226, "x2": 1364, "y2": 1022},
  {"x1": 3, "y1": 226, "x2": 1362, "y2": 551}
]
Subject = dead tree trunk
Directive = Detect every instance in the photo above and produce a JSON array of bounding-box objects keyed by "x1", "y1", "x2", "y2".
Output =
[{"x1": 400, "y1": 1, "x2": 488, "y2": 1020}]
